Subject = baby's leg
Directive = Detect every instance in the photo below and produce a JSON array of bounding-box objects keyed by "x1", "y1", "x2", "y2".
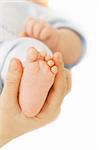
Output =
[{"x1": 19, "y1": 47, "x2": 58, "y2": 117}]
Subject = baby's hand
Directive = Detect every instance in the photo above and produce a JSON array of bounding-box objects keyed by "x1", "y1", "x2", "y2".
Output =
[{"x1": 21, "y1": 18, "x2": 60, "y2": 51}]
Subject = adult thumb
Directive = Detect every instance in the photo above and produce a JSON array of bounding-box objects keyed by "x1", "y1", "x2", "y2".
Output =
[{"x1": 2, "y1": 58, "x2": 23, "y2": 99}]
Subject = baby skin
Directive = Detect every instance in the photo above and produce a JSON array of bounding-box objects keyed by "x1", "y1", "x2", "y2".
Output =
[
  {"x1": 21, "y1": 18, "x2": 82, "y2": 65},
  {"x1": 19, "y1": 47, "x2": 58, "y2": 117}
]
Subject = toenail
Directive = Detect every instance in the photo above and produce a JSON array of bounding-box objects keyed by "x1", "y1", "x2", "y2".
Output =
[
  {"x1": 48, "y1": 60, "x2": 54, "y2": 66},
  {"x1": 51, "y1": 66, "x2": 58, "y2": 74}
]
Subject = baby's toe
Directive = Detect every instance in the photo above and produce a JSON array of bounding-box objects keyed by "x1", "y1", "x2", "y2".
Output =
[
  {"x1": 39, "y1": 52, "x2": 47, "y2": 60},
  {"x1": 27, "y1": 47, "x2": 39, "y2": 63},
  {"x1": 51, "y1": 66, "x2": 58, "y2": 75},
  {"x1": 47, "y1": 60, "x2": 55, "y2": 67}
]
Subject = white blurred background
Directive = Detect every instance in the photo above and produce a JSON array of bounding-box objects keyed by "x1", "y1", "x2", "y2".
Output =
[{"x1": 2, "y1": 0, "x2": 98, "y2": 150}]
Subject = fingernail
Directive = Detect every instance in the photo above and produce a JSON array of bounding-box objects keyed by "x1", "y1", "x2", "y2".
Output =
[{"x1": 10, "y1": 59, "x2": 18, "y2": 71}]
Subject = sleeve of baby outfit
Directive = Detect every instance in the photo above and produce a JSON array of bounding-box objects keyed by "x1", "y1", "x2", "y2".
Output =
[{"x1": 37, "y1": 6, "x2": 87, "y2": 68}]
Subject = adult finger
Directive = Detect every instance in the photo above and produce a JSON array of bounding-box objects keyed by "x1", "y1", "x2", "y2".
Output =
[{"x1": 1, "y1": 58, "x2": 23, "y2": 105}]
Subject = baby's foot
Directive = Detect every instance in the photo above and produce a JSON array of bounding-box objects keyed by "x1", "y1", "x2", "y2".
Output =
[
  {"x1": 19, "y1": 47, "x2": 58, "y2": 117},
  {"x1": 21, "y1": 18, "x2": 59, "y2": 51}
]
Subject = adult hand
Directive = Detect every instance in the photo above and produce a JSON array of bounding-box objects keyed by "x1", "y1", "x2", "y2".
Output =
[{"x1": 0, "y1": 52, "x2": 71, "y2": 147}]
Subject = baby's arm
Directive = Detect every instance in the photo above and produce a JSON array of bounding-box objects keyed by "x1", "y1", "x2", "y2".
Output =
[
  {"x1": 21, "y1": 18, "x2": 83, "y2": 66},
  {"x1": 56, "y1": 28, "x2": 82, "y2": 65}
]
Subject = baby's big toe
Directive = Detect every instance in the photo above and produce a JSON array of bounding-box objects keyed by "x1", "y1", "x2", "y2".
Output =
[{"x1": 27, "y1": 47, "x2": 39, "y2": 63}]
